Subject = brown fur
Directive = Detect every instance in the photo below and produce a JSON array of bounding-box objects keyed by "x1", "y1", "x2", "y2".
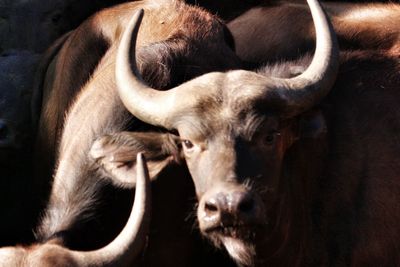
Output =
[
  {"x1": 228, "y1": 2, "x2": 400, "y2": 64},
  {"x1": 92, "y1": 6, "x2": 400, "y2": 263},
  {"x1": 223, "y1": 3, "x2": 400, "y2": 265},
  {"x1": 315, "y1": 50, "x2": 400, "y2": 267},
  {"x1": 93, "y1": 50, "x2": 400, "y2": 267},
  {"x1": 29, "y1": 0, "x2": 241, "y2": 266}
]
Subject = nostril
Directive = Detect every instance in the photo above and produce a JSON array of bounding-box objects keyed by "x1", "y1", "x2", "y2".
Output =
[
  {"x1": 203, "y1": 197, "x2": 221, "y2": 218},
  {"x1": 238, "y1": 197, "x2": 254, "y2": 214},
  {"x1": 204, "y1": 201, "x2": 218, "y2": 213}
]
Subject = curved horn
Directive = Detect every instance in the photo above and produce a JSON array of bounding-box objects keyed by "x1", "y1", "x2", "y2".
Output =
[
  {"x1": 270, "y1": 0, "x2": 339, "y2": 117},
  {"x1": 115, "y1": 9, "x2": 179, "y2": 129},
  {"x1": 71, "y1": 152, "x2": 151, "y2": 266}
]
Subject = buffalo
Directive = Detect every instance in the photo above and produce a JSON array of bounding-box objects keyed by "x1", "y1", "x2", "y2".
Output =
[
  {"x1": 185, "y1": 0, "x2": 393, "y2": 23},
  {"x1": 18, "y1": 0, "x2": 241, "y2": 266},
  {"x1": 228, "y1": 1, "x2": 400, "y2": 64},
  {"x1": 92, "y1": 0, "x2": 338, "y2": 266},
  {"x1": 92, "y1": 0, "x2": 400, "y2": 266}
]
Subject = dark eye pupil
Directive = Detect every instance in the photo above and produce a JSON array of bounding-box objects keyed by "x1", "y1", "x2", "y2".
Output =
[
  {"x1": 183, "y1": 140, "x2": 193, "y2": 149},
  {"x1": 265, "y1": 134, "x2": 275, "y2": 144}
]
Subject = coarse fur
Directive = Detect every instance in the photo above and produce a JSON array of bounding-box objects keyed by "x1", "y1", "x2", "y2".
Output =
[
  {"x1": 91, "y1": 2, "x2": 400, "y2": 265},
  {"x1": 228, "y1": 1, "x2": 400, "y2": 64},
  {"x1": 204, "y1": 2, "x2": 400, "y2": 265},
  {"x1": 93, "y1": 49, "x2": 400, "y2": 267},
  {"x1": 29, "y1": 0, "x2": 241, "y2": 266}
]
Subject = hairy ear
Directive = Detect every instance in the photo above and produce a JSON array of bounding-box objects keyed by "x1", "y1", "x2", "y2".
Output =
[{"x1": 90, "y1": 131, "x2": 182, "y2": 188}]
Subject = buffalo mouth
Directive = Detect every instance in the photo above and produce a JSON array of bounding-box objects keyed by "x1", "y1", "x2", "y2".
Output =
[
  {"x1": 202, "y1": 224, "x2": 262, "y2": 267},
  {"x1": 204, "y1": 224, "x2": 257, "y2": 240}
]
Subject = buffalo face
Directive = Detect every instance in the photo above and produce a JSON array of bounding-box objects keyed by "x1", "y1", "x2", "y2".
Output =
[{"x1": 177, "y1": 103, "x2": 299, "y2": 265}]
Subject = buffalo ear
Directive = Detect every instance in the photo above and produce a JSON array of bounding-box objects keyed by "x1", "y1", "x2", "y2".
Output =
[
  {"x1": 298, "y1": 109, "x2": 327, "y2": 139},
  {"x1": 90, "y1": 131, "x2": 182, "y2": 188}
]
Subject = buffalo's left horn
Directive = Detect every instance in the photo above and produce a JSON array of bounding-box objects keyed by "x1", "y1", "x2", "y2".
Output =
[
  {"x1": 266, "y1": 0, "x2": 339, "y2": 117},
  {"x1": 71, "y1": 152, "x2": 151, "y2": 266}
]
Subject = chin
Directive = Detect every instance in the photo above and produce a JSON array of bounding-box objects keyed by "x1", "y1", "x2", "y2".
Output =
[{"x1": 205, "y1": 227, "x2": 257, "y2": 267}]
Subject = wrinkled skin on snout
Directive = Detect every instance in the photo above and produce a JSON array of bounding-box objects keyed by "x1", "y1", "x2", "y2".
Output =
[{"x1": 91, "y1": 1, "x2": 338, "y2": 266}]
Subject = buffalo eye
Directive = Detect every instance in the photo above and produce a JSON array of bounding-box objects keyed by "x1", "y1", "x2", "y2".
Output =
[
  {"x1": 264, "y1": 131, "x2": 280, "y2": 146},
  {"x1": 182, "y1": 140, "x2": 194, "y2": 149}
]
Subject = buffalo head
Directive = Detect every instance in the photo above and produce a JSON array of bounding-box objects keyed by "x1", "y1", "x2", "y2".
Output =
[{"x1": 91, "y1": 1, "x2": 338, "y2": 265}]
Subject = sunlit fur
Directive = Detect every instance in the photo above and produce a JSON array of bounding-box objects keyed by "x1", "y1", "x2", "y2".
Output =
[
  {"x1": 228, "y1": 2, "x2": 400, "y2": 63},
  {"x1": 34, "y1": 0, "x2": 240, "y2": 248}
]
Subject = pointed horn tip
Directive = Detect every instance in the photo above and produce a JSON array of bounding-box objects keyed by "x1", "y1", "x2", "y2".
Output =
[
  {"x1": 271, "y1": 0, "x2": 338, "y2": 117},
  {"x1": 131, "y1": 9, "x2": 145, "y2": 33},
  {"x1": 116, "y1": 5, "x2": 180, "y2": 130},
  {"x1": 127, "y1": 8, "x2": 145, "y2": 35},
  {"x1": 134, "y1": 8, "x2": 145, "y2": 21},
  {"x1": 136, "y1": 152, "x2": 145, "y2": 167},
  {"x1": 136, "y1": 152, "x2": 150, "y2": 183},
  {"x1": 136, "y1": 152, "x2": 144, "y2": 161}
]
